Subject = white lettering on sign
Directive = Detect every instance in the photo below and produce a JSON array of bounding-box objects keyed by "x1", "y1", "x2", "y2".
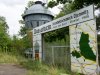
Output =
[{"x1": 33, "y1": 5, "x2": 94, "y2": 35}]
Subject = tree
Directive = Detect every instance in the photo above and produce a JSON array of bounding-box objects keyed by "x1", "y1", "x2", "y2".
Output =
[
  {"x1": 44, "y1": 27, "x2": 69, "y2": 42},
  {"x1": 0, "y1": 16, "x2": 9, "y2": 33},
  {"x1": 10, "y1": 35, "x2": 26, "y2": 55},
  {"x1": 55, "y1": 3, "x2": 75, "y2": 18},
  {"x1": 27, "y1": 1, "x2": 35, "y2": 8},
  {"x1": 0, "y1": 16, "x2": 10, "y2": 52},
  {"x1": 19, "y1": 26, "x2": 27, "y2": 36},
  {"x1": 48, "y1": 0, "x2": 100, "y2": 9},
  {"x1": 48, "y1": 0, "x2": 72, "y2": 8},
  {"x1": 18, "y1": 1, "x2": 35, "y2": 54},
  {"x1": 71, "y1": 0, "x2": 100, "y2": 9},
  {"x1": 19, "y1": 0, "x2": 35, "y2": 37}
]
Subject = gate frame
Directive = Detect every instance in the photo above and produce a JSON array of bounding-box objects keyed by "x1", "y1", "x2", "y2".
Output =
[{"x1": 33, "y1": 5, "x2": 99, "y2": 75}]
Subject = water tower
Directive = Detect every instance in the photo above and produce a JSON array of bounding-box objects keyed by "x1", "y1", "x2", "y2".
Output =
[
  {"x1": 22, "y1": 1, "x2": 54, "y2": 29},
  {"x1": 22, "y1": 1, "x2": 54, "y2": 59}
]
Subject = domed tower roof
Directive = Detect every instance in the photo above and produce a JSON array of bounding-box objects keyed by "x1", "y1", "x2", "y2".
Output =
[{"x1": 23, "y1": 1, "x2": 54, "y2": 19}]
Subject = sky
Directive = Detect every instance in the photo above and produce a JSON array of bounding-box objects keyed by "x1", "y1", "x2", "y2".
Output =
[
  {"x1": 0, "y1": 0, "x2": 60, "y2": 36},
  {"x1": 0, "y1": 0, "x2": 26, "y2": 36},
  {"x1": 0, "y1": 0, "x2": 99, "y2": 36}
]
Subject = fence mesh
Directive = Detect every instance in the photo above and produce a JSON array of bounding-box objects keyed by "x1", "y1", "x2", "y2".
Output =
[{"x1": 42, "y1": 40, "x2": 71, "y2": 71}]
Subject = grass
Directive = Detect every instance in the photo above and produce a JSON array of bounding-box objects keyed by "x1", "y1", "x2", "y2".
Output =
[
  {"x1": 0, "y1": 52, "x2": 27, "y2": 64},
  {"x1": 0, "y1": 52, "x2": 19, "y2": 64},
  {"x1": 0, "y1": 52, "x2": 82, "y2": 75},
  {"x1": 20, "y1": 60, "x2": 68, "y2": 75},
  {"x1": 0, "y1": 52, "x2": 68, "y2": 75}
]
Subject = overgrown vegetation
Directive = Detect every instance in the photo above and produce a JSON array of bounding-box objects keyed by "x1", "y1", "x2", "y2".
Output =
[
  {"x1": 0, "y1": 0, "x2": 99, "y2": 75},
  {"x1": 44, "y1": 27, "x2": 69, "y2": 42},
  {"x1": 0, "y1": 51, "x2": 83, "y2": 75},
  {"x1": 0, "y1": 51, "x2": 24, "y2": 65},
  {"x1": 21, "y1": 60, "x2": 69, "y2": 75},
  {"x1": 0, "y1": 52, "x2": 69, "y2": 75}
]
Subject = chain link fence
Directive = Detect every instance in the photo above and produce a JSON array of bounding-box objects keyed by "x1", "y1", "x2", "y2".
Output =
[{"x1": 42, "y1": 40, "x2": 71, "y2": 71}]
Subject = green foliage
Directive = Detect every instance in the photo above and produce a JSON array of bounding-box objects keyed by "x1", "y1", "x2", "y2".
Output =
[
  {"x1": 18, "y1": 1, "x2": 35, "y2": 54},
  {"x1": 0, "y1": 52, "x2": 27, "y2": 64},
  {"x1": 0, "y1": 16, "x2": 9, "y2": 32},
  {"x1": 7, "y1": 35, "x2": 33, "y2": 55},
  {"x1": 19, "y1": 1, "x2": 34, "y2": 52},
  {"x1": 47, "y1": 0, "x2": 57, "y2": 8},
  {"x1": 0, "y1": 31, "x2": 32, "y2": 56},
  {"x1": 0, "y1": 53, "x2": 19, "y2": 64},
  {"x1": 48, "y1": 0, "x2": 100, "y2": 9},
  {"x1": 44, "y1": 27, "x2": 69, "y2": 42},
  {"x1": 0, "y1": 51, "x2": 82, "y2": 75},
  {"x1": 19, "y1": 26, "x2": 27, "y2": 36},
  {"x1": 22, "y1": 35, "x2": 33, "y2": 49},
  {"x1": 0, "y1": 16, "x2": 10, "y2": 52},
  {"x1": 21, "y1": 60, "x2": 82, "y2": 75},
  {"x1": 20, "y1": 60, "x2": 42, "y2": 70},
  {"x1": 57, "y1": 0, "x2": 72, "y2": 4},
  {"x1": 11, "y1": 36, "x2": 25, "y2": 55},
  {"x1": 72, "y1": 0, "x2": 100, "y2": 9},
  {"x1": 27, "y1": 1, "x2": 35, "y2": 8},
  {"x1": 20, "y1": 60, "x2": 68, "y2": 75},
  {"x1": 47, "y1": 0, "x2": 72, "y2": 8},
  {"x1": 55, "y1": 3, "x2": 75, "y2": 18}
]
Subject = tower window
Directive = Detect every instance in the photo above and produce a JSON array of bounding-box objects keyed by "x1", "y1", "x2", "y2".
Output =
[
  {"x1": 37, "y1": 21, "x2": 39, "y2": 26},
  {"x1": 30, "y1": 22, "x2": 33, "y2": 28},
  {"x1": 44, "y1": 21, "x2": 46, "y2": 24}
]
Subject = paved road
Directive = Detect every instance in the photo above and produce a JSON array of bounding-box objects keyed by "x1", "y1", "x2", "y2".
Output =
[{"x1": 0, "y1": 64, "x2": 27, "y2": 75}]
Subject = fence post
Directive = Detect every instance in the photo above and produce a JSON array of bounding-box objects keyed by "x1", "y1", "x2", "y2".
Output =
[{"x1": 52, "y1": 46, "x2": 54, "y2": 64}]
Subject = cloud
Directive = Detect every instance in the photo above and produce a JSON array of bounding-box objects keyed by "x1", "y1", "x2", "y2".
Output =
[
  {"x1": 0, "y1": 0, "x2": 25, "y2": 6},
  {"x1": 0, "y1": 0, "x2": 27, "y2": 36}
]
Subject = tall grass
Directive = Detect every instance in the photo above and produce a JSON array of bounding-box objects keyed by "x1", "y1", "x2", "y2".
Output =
[
  {"x1": 0, "y1": 52, "x2": 82, "y2": 75},
  {"x1": 0, "y1": 52, "x2": 68, "y2": 75},
  {"x1": 20, "y1": 60, "x2": 68, "y2": 75},
  {"x1": 0, "y1": 52, "x2": 27, "y2": 65},
  {"x1": 20, "y1": 59, "x2": 84, "y2": 75}
]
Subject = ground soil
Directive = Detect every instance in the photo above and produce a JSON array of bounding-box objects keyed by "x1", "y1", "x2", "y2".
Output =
[{"x1": 0, "y1": 64, "x2": 27, "y2": 75}]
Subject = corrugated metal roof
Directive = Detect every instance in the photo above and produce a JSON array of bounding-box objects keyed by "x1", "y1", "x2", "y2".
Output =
[{"x1": 23, "y1": 1, "x2": 53, "y2": 18}]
